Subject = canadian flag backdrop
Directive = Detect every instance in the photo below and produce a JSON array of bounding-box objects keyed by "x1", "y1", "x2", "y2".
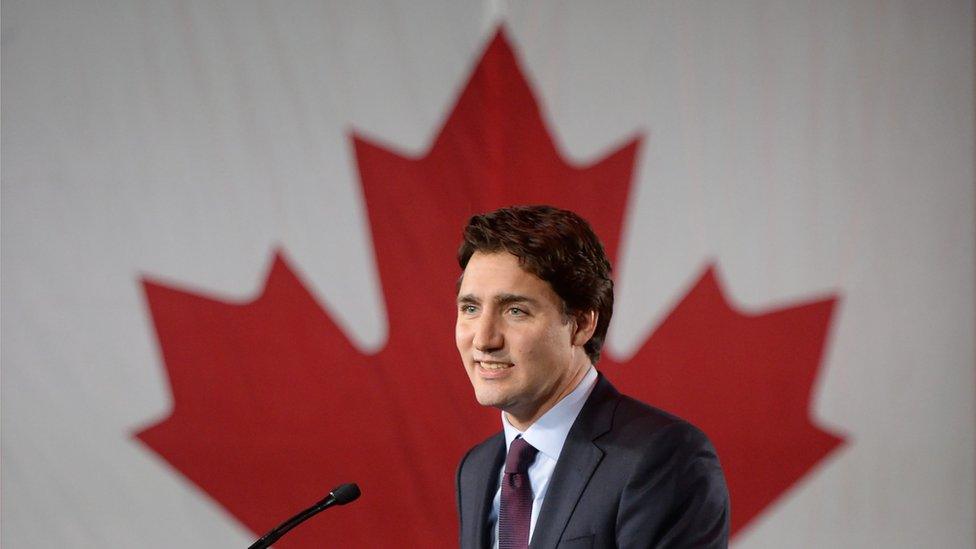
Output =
[{"x1": 2, "y1": 2, "x2": 973, "y2": 548}]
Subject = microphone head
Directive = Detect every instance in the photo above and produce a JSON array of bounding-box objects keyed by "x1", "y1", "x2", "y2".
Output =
[{"x1": 330, "y1": 483, "x2": 361, "y2": 505}]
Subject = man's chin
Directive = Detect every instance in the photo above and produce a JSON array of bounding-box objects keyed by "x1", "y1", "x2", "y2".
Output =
[
  {"x1": 474, "y1": 394, "x2": 506, "y2": 409},
  {"x1": 473, "y1": 388, "x2": 513, "y2": 410}
]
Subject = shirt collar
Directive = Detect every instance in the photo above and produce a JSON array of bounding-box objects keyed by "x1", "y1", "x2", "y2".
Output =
[{"x1": 502, "y1": 366, "x2": 599, "y2": 462}]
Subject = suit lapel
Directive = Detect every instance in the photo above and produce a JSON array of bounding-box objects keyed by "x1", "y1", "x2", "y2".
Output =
[
  {"x1": 529, "y1": 375, "x2": 619, "y2": 548},
  {"x1": 462, "y1": 434, "x2": 505, "y2": 549}
]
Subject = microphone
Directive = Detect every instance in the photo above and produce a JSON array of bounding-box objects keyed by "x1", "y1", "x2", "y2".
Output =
[{"x1": 247, "y1": 483, "x2": 361, "y2": 549}]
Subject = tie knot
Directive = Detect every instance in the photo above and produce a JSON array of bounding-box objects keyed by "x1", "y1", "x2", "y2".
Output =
[{"x1": 504, "y1": 437, "x2": 539, "y2": 474}]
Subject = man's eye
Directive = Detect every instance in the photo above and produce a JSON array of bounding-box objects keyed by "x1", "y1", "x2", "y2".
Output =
[
  {"x1": 508, "y1": 307, "x2": 526, "y2": 316},
  {"x1": 460, "y1": 305, "x2": 478, "y2": 314}
]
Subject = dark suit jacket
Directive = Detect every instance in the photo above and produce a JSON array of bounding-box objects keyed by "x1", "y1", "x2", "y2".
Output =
[{"x1": 456, "y1": 374, "x2": 730, "y2": 548}]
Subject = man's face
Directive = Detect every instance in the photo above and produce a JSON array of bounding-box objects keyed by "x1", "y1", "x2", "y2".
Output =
[{"x1": 456, "y1": 251, "x2": 588, "y2": 427}]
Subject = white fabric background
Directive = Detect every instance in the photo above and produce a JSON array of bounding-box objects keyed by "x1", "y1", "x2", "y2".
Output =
[{"x1": 2, "y1": 1, "x2": 972, "y2": 547}]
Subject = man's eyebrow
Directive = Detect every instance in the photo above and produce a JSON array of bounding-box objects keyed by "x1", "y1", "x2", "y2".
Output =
[
  {"x1": 456, "y1": 293, "x2": 540, "y2": 307},
  {"x1": 494, "y1": 294, "x2": 540, "y2": 307}
]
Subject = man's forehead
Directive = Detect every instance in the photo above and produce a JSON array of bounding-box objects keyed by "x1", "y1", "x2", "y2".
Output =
[
  {"x1": 458, "y1": 252, "x2": 535, "y2": 286},
  {"x1": 457, "y1": 251, "x2": 560, "y2": 302}
]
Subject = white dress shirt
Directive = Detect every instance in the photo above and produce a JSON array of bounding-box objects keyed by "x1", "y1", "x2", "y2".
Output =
[{"x1": 489, "y1": 366, "x2": 599, "y2": 548}]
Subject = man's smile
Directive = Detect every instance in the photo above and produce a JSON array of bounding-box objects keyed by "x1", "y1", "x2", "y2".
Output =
[{"x1": 476, "y1": 360, "x2": 513, "y2": 369}]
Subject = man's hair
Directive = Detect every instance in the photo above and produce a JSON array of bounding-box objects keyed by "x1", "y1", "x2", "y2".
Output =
[{"x1": 457, "y1": 205, "x2": 614, "y2": 364}]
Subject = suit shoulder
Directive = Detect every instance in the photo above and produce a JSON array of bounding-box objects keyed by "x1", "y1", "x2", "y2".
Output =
[
  {"x1": 605, "y1": 394, "x2": 730, "y2": 547},
  {"x1": 606, "y1": 393, "x2": 720, "y2": 461},
  {"x1": 457, "y1": 432, "x2": 503, "y2": 474}
]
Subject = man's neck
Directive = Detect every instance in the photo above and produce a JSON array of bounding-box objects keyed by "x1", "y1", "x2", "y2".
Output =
[{"x1": 504, "y1": 361, "x2": 592, "y2": 431}]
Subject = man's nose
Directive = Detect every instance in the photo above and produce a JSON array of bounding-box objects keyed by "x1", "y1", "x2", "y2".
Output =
[{"x1": 473, "y1": 314, "x2": 503, "y2": 352}]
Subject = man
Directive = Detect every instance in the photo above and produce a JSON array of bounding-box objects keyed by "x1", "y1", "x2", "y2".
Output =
[{"x1": 455, "y1": 205, "x2": 729, "y2": 549}]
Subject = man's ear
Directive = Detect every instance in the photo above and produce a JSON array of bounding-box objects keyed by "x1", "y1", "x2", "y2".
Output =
[{"x1": 572, "y1": 310, "x2": 598, "y2": 347}]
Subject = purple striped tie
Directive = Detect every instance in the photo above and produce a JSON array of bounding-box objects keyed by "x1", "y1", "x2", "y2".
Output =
[{"x1": 498, "y1": 437, "x2": 539, "y2": 549}]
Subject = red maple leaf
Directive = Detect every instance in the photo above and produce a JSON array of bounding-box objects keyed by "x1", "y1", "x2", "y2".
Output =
[{"x1": 136, "y1": 29, "x2": 844, "y2": 546}]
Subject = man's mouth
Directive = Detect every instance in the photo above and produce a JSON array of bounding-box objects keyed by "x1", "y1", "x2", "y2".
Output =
[{"x1": 476, "y1": 360, "x2": 513, "y2": 371}]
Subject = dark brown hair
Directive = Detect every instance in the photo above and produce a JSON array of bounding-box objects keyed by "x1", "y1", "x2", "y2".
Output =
[{"x1": 457, "y1": 205, "x2": 614, "y2": 364}]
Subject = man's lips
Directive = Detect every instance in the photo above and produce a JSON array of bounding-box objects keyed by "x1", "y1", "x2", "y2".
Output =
[{"x1": 476, "y1": 360, "x2": 514, "y2": 371}]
